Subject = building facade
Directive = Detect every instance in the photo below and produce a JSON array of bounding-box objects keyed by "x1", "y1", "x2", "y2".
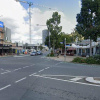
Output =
[
  {"x1": 0, "y1": 21, "x2": 12, "y2": 55},
  {"x1": 67, "y1": 38, "x2": 100, "y2": 56},
  {"x1": 4, "y1": 27, "x2": 11, "y2": 42},
  {"x1": 42, "y1": 29, "x2": 49, "y2": 45}
]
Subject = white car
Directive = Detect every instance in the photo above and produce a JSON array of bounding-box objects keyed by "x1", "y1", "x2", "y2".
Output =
[
  {"x1": 37, "y1": 51, "x2": 42, "y2": 55},
  {"x1": 30, "y1": 52, "x2": 37, "y2": 56}
]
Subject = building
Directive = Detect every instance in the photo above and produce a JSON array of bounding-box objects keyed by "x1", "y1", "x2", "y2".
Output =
[
  {"x1": 42, "y1": 29, "x2": 49, "y2": 45},
  {"x1": 0, "y1": 21, "x2": 12, "y2": 55},
  {"x1": 66, "y1": 38, "x2": 100, "y2": 56},
  {"x1": 0, "y1": 21, "x2": 4, "y2": 44},
  {"x1": 4, "y1": 27, "x2": 11, "y2": 42}
]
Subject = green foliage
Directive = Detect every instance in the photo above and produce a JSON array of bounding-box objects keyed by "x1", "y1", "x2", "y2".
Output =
[
  {"x1": 86, "y1": 55, "x2": 100, "y2": 64},
  {"x1": 72, "y1": 57, "x2": 86, "y2": 63},
  {"x1": 39, "y1": 45, "x2": 43, "y2": 50},
  {"x1": 47, "y1": 50, "x2": 55, "y2": 57},
  {"x1": 76, "y1": 0, "x2": 100, "y2": 41},
  {"x1": 46, "y1": 12, "x2": 62, "y2": 50},
  {"x1": 70, "y1": 29, "x2": 84, "y2": 43},
  {"x1": 72, "y1": 55, "x2": 100, "y2": 64},
  {"x1": 85, "y1": 57, "x2": 96, "y2": 64}
]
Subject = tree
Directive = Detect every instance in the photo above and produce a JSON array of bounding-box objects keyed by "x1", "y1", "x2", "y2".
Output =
[
  {"x1": 59, "y1": 32, "x2": 72, "y2": 49},
  {"x1": 76, "y1": 0, "x2": 100, "y2": 56},
  {"x1": 39, "y1": 45, "x2": 43, "y2": 51},
  {"x1": 70, "y1": 29, "x2": 84, "y2": 43},
  {"x1": 46, "y1": 12, "x2": 62, "y2": 52}
]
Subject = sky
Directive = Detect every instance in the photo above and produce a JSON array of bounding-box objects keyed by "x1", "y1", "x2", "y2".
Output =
[{"x1": 0, "y1": 0, "x2": 81, "y2": 44}]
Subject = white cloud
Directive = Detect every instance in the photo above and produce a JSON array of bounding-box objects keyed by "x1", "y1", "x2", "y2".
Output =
[
  {"x1": 79, "y1": 0, "x2": 81, "y2": 8},
  {"x1": 0, "y1": 0, "x2": 76, "y2": 44}
]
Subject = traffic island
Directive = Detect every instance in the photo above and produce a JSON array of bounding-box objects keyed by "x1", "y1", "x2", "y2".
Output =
[{"x1": 85, "y1": 77, "x2": 100, "y2": 84}]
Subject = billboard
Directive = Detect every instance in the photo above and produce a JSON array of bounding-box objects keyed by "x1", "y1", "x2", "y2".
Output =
[{"x1": 0, "y1": 21, "x2": 4, "y2": 28}]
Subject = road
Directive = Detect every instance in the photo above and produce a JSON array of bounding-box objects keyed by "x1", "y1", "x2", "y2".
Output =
[{"x1": 0, "y1": 53, "x2": 100, "y2": 100}]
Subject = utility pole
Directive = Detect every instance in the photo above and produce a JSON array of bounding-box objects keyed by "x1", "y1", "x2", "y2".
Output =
[
  {"x1": 49, "y1": 29, "x2": 51, "y2": 58},
  {"x1": 64, "y1": 38, "x2": 66, "y2": 61}
]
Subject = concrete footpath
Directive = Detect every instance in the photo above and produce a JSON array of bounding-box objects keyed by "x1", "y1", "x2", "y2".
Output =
[
  {"x1": 49, "y1": 55, "x2": 76, "y2": 62},
  {"x1": 49, "y1": 55, "x2": 100, "y2": 85}
]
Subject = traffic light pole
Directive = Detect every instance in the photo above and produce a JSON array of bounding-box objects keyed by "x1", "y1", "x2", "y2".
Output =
[{"x1": 64, "y1": 38, "x2": 66, "y2": 61}]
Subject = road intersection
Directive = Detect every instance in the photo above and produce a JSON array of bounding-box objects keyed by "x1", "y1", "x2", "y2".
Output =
[{"x1": 0, "y1": 54, "x2": 100, "y2": 100}]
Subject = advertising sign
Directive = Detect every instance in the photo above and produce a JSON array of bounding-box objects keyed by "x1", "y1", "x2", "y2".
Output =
[
  {"x1": 66, "y1": 44, "x2": 71, "y2": 47},
  {"x1": 0, "y1": 21, "x2": 4, "y2": 28}
]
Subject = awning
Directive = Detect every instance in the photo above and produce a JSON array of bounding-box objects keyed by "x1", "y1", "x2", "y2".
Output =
[
  {"x1": 0, "y1": 47, "x2": 10, "y2": 49},
  {"x1": 67, "y1": 47, "x2": 76, "y2": 51}
]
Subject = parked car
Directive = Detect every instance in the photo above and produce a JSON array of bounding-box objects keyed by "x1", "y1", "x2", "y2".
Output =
[
  {"x1": 30, "y1": 52, "x2": 37, "y2": 56},
  {"x1": 37, "y1": 51, "x2": 42, "y2": 55}
]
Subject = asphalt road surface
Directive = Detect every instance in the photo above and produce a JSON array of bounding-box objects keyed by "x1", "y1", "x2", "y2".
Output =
[{"x1": 0, "y1": 53, "x2": 100, "y2": 100}]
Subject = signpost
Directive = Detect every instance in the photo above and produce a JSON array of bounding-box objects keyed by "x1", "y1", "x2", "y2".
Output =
[{"x1": 0, "y1": 21, "x2": 4, "y2": 28}]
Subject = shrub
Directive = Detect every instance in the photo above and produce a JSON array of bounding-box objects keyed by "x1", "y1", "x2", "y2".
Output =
[
  {"x1": 47, "y1": 50, "x2": 55, "y2": 57},
  {"x1": 86, "y1": 55, "x2": 100, "y2": 64},
  {"x1": 72, "y1": 57, "x2": 86, "y2": 63},
  {"x1": 72, "y1": 55, "x2": 100, "y2": 64},
  {"x1": 85, "y1": 57, "x2": 96, "y2": 64}
]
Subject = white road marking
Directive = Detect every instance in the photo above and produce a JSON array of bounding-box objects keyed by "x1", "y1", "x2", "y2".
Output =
[
  {"x1": 1, "y1": 68, "x2": 4, "y2": 70},
  {"x1": 30, "y1": 65, "x2": 34, "y2": 66},
  {"x1": 41, "y1": 74, "x2": 87, "y2": 78},
  {"x1": 5, "y1": 70, "x2": 10, "y2": 72},
  {"x1": 33, "y1": 75, "x2": 100, "y2": 87},
  {"x1": 15, "y1": 77, "x2": 26, "y2": 83},
  {"x1": 45, "y1": 67, "x2": 50, "y2": 70},
  {"x1": 23, "y1": 66, "x2": 29, "y2": 68},
  {"x1": 14, "y1": 56, "x2": 24, "y2": 57},
  {"x1": 38, "y1": 69, "x2": 44, "y2": 72},
  {"x1": 1, "y1": 71, "x2": 11, "y2": 74},
  {"x1": 29, "y1": 73, "x2": 37, "y2": 76},
  {"x1": 13, "y1": 68, "x2": 21, "y2": 71},
  {"x1": 0, "y1": 84, "x2": 11, "y2": 91},
  {"x1": 55, "y1": 62, "x2": 63, "y2": 66},
  {"x1": 70, "y1": 77, "x2": 83, "y2": 81}
]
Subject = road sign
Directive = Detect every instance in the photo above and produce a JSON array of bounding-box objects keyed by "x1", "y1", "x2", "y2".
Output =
[
  {"x1": 0, "y1": 21, "x2": 4, "y2": 28},
  {"x1": 60, "y1": 42, "x2": 63, "y2": 44}
]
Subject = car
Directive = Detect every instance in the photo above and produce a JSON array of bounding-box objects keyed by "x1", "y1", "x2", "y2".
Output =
[
  {"x1": 37, "y1": 51, "x2": 42, "y2": 55},
  {"x1": 30, "y1": 52, "x2": 37, "y2": 56}
]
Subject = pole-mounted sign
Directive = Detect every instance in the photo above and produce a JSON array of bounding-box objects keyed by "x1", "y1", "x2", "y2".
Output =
[{"x1": 0, "y1": 21, "x2": 4, "y2": 28}]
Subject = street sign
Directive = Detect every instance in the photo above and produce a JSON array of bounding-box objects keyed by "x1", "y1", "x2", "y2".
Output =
[
  {"x1": 60, "y1": 42, "x2": 63, "y2": 44},
  {"x1": 0, "y1": 21, "x2": 4, "y2": 28}
]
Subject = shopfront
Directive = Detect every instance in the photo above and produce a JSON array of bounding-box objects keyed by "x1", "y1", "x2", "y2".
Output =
[{"x1": 0, "y1": 44, "x2": 12, "y2": 55}]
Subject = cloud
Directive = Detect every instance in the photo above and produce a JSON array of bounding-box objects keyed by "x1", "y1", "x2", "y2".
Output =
[
  {"x1": 0, "y1": 0, "x2": 77, "y2": 44},
  {"x1": 78, "y1": 0, "x2": 81, "y2": 8}
]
